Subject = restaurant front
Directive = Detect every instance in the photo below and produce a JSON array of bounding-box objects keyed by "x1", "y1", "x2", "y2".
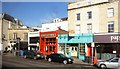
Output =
[{"x1": 94, "y1": 33, "x2": 120, "y2": 61}]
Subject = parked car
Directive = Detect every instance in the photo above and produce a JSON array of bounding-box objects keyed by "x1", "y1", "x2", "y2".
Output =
[
  {"x1": 96, "y1": 57, "x2": 120, "y2": 69},
  {"x1": 46, "y1": 53, "x2": 73, "y2": 64},
  {"x1": 24, "y1": 50, "x2": 44, "y2": 60}
]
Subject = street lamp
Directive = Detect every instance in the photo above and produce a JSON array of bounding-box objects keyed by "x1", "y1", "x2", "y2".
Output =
[{"x1": 16, "y1": 37, "x2": 20, "y2": 51}]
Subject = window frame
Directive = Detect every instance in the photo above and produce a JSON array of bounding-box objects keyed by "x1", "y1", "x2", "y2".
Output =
[
  {"x1": 87, "y1": 11, "x2": 92, "y2": 19},
  {"x1": 107, "y1": 8, "x2": 114, "y2": 17},
  {"x1": 107, "y1": 21, "x2": 114, "y2": 33},
  {"x1": 87, "y1": 23, "x2": 92, "y2": 33},
  {"x1": 76, "y1": 13, "x2": 80, "y2": 21}
]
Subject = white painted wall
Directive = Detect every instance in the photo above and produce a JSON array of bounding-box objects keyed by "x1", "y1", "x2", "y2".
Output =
[{"x1": 41, "y1": 18, "x2": 68, "y2": 32}]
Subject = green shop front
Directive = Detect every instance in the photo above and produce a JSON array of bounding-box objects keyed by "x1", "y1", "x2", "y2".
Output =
[{"x1": 58, "y1": 34, "x2": 94, "y2": 61}]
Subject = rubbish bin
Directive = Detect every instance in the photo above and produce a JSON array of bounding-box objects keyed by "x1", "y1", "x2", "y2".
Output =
[{"x1": 20, "y1": 50, "x2": 24, "y2": 57}]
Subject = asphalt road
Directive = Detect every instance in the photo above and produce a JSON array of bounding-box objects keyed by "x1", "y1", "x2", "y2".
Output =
[{"x1": 2, "y1": 54, "x2": 99, "y2": 69}]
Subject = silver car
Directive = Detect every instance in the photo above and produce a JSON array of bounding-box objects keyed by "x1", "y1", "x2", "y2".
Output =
[{"x1": 96, "y1": 57, "x2": 120, "y2": 69}]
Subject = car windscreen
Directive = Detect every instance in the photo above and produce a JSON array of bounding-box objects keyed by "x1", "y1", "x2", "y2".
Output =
[{"x1": 59, "y1": 54, "x2": 67, "y2": 58}]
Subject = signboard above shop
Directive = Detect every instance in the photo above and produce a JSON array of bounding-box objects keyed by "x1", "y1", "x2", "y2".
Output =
[{"x1": 94, "y1": 33, "x2": 120, "y2": 43}]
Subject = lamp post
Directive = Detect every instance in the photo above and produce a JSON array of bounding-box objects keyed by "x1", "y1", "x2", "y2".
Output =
[{"x1": 16, "y1": 37, "x2": 20, "y2": 51}]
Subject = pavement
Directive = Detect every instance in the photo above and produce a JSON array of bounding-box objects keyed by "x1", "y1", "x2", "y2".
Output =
[{"x1": 72, "y1": 57, "x2": 90, "y2": 65}]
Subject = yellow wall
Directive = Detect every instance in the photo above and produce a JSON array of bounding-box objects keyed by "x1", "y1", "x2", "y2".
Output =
[{"x1": 68, "y1": 1, "x2": 120, "y2": 34}]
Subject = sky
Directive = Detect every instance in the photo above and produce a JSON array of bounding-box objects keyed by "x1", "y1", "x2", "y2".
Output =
[{"x1": 2, "y1": 2, "x2": 68, "y2": 27}]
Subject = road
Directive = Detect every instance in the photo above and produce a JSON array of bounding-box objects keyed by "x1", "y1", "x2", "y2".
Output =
[{"x1": 2, "y1": 53, "x2": 98, "y2": 69}]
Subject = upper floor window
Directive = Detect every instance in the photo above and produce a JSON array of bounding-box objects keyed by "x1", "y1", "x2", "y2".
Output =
[
  {"x1": 13, "y1": 33, "x2": 17, "y2": 40},
  {"x1": 87, "y1": 11, "x2": 92, "y2": 19},
  {"x1": 107, "y1": 8, "x2": 114, "y2": 17},
  {"x1": 24, "y1": 33, "x2": 28, "y2": 40},
  {"x1": 75, "y1": 24, "x2": 80, "y2": 34},
  {"x1": 87, "y1": 23, "x2": 92, "y2": 33},
  {"x1": 76, "y1": 13, "x2": 80, "y2": 21},
  {"x1": 108, "y1": 21, "x2": 114, "y2": 33}
]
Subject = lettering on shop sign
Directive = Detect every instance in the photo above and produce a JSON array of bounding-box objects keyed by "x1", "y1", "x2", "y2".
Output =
[
  {"x1": 111, "y1": 36, "x2": 120, "y2": 42},
  {"x1": 41, "y1": 34, "x2": 55, "y2": 37}
]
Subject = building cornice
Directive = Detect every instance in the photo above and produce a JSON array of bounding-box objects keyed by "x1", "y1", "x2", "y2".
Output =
[{"x1": 68, "y1": 2, "x2": 109, "y2": 11}]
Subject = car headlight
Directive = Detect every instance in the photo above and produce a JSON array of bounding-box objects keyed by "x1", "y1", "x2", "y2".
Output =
[
  {"x1": 37, "y1": 54, "x2": 40, "y2": 57},
  {"x1": 68, "y1": 59, "x2": 71, "y2": 61}
]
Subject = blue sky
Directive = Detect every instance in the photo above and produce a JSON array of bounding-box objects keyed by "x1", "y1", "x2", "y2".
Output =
[{"x1": 2, "y1": 2, "x2": 68, "y2": 27}]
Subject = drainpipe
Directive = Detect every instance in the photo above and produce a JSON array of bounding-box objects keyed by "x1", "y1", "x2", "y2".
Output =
[
  {"x1": 65, "y1": 43, "x2": 67, "y2": 56},
  {"x1": 78, "y1": 43, "x2": 80, "y2": 59},
  {"x1": 91, "y1": 42, "x2": 95, "y2": 65}
]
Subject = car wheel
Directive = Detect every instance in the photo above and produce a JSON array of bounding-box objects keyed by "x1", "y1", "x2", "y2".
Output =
[
  {"x1": 63, "y1": 60, "x2": 67, "y2": 64},
  {"x1": 24, "y1": 55, "x2": 27, "y2": 58},
  {"x1": 34, "y1": 57, "x2": 37, "y2": 60},
  {"x1": 100, "y1": 64, "x2": 106, "y2": 69},
  {"x1": 48, "y1": 58, "x2": 52, "y2": 62}
]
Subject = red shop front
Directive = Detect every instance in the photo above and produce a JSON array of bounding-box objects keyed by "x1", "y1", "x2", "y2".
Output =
[{"x1": 39, "y1": 31, "x2": 58, "y2": 55}]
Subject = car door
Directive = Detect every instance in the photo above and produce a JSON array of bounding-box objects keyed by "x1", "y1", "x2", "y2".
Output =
[
  {"x1": 51, "y1": 54, "x2": 56, "y2": 61},
  {"x1": 106, "y1": 58, "x2": 118, "y2": 68}
]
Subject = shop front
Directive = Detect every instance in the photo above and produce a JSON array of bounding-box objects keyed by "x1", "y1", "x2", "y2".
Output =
[
  {"x1": 94, "y1": 33, "x2": 120, "y2": 61},
  {"x1": 39, "y1": 29, "x2": 69, "y2": 55},
  {"x1": 39, "y1": 31, "x2": 58, "y2": 55},
  {"x1": 58, "y1": 34, "x2": 94, "y2": 61}
]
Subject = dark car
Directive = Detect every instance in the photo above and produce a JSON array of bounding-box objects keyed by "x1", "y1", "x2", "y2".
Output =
[
  {"x1": 24, "y1": 50, "x2": 44, "y2": 60},
  {"x1": 46, "y1": 53, "x2": 73, "y2": 64}
]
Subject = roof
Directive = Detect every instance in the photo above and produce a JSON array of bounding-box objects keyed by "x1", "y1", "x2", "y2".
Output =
[
  {"x1": 2, "y1": 13, "x2": 16, "y2": 23},
  {"x1": 61, "y1": 17, "x2": 68, "y2": 21}
]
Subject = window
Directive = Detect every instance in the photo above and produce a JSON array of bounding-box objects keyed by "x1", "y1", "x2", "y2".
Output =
[
  {"x1": 80, "y1": 44, "x2": 85, "y2": 55},
  {"x1": 111, "y1": 58, "x2": 118, "y2": 62},
  {"x1": 87, "y1": 23, "x2": 92, "y2": 33},
  {"x1": 108, "y1": 21, "x2": 114, "y2": 33},
  {"x1": 75, "y1": 24, "x2": 80, "y2": 34},
  {"x1": 30, "y1": 37, "x2": 39, "y2": 43},
  {"x1": 76, "y1": 13, "x2": 80, "y2": 20},
  {"x1": 87, "y1": 11, "x2": 92, "y2": 19},
  {"x1": 13, "y1": 33, "x2": 17, "y2": 40},
  {"x1": 107, "y1": 8, "x2": 114, "y2": 17},
  {"x1": 24, "y1": 33, "x2": 28, "y2": 40}
]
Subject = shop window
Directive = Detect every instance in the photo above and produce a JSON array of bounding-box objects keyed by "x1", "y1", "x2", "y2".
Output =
[
  {"x1": 75, "y1": 47, "x2": 77, "y2": 51},
  {"x1": 46, "y1": 46, "x2": 48, "y2": 52},
  {"x1": 53, "y1": 46, "x2": 55, "y2": 50},
  {"x1": 80, "y1": 44, "x2": 85, "y2": 55},
  {"x1": 50, "y1": 46, "x2": 52, "y2": 51}
]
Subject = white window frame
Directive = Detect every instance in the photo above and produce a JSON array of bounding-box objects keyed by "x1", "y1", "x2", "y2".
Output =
[
  {"x1": 107, "y1": 21, "x2": 114, "y2": 33},
  {"x1": 13, "y1": 33, "x2": 17, "y2": 40},
  {"x1": 107, "y1": 8, "x2": 114, "y2": 17},
  {"x1": 87, "y1": 23, "x2": 92, "y2": 33},
  {"x1": 75, "y1": 24, "x2": 81, "y2": 34}
]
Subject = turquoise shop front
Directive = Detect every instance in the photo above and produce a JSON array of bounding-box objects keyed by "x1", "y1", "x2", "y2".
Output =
[{"x1": 58, "y1": 34, "x2": 94, "y2": 61}]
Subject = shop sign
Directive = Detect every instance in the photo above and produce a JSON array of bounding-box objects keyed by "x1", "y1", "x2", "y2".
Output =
[
  {"x1": 41, "y1": 34, "x2": 55, "y2": 37},
  {"x1": 111, "y1": 36, "x2": 120, "y2": 42}
]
